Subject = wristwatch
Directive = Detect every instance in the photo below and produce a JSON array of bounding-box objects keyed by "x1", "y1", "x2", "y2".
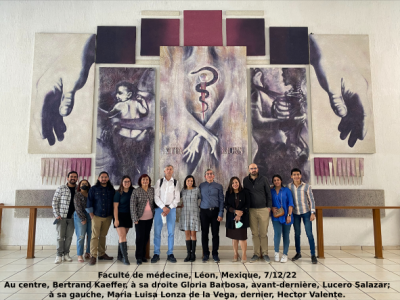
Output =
[{"x1": 287, "y1": 214, "x2": 291, "y2": 217}]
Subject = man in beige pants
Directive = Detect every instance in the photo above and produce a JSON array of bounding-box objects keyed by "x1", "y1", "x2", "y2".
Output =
[{"x1": 243, "y1": 164, "x2": 272, "y2": 263}]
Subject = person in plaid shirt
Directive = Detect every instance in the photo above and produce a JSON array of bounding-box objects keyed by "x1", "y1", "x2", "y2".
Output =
[
  {"x1": 287, "y1": 168, "x2": 317, "y2": 264},
  {"x1": 52, "y1": 171, "x2": 78, "y2": 264}
]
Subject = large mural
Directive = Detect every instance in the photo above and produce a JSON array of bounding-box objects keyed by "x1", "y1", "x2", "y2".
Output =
[
  {"x1": 96, "y1": 67, "x2": 155, "y2": 184},
  {"x1": 160, "y1": 46, "x2": 248, "y2": 188}
]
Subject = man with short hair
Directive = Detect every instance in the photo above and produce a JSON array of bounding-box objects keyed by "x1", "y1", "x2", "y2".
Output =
[
  {"x1": 87, "y1": 171, "x2": 115, "y2": 265},
  {"x1": 151, "y1": 165, "x2": 180, "y2": 263},
  {"x1": 199, "y1": 169, "x2": 224, "y2": 263},
  {"x1": 288, "y1": 168, "x2": 317, "y2": 264},
  {"x1": 52, "y1": 171, "x2": 78, "y2": 264},
  {"x1": 243, "y1": 163, "x2": 272, "y2": 263}
]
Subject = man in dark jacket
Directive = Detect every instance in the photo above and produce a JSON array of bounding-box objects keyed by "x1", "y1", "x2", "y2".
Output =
[
  {"x1": 87, "y1": 171, "x2": 115, "y2": 265},
  {"x1": 243, "y1": 163, "x2": 272, "y2": 263}
]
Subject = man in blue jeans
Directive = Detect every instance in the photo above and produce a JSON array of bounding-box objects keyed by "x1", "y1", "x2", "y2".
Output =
[
  {"x1": 152, "y1": 165, "x2": 180, "y2": 263},
  {"x1": 287, "y1": 168, "x2": 318, "y2": 264}
]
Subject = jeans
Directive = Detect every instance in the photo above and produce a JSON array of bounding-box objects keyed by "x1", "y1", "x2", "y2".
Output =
[
  {"x1": 153, "y1": 207, "x2": 176, "y2": 255},
  {"x1": 56, "y1": 218, "x2": 75, "y2": 256},
  {"x1": 272, "y1": 221, "x2": 291, "y2": 255},
  {"x1": 293, "y1": 211, "x2": 315, "y2": 256},
  {"x1": 73, "y1": 211, "x2": 92, "y2": 256},
  {"x1": 200, "y1": 208, "x2": 220, "y2": 256}
]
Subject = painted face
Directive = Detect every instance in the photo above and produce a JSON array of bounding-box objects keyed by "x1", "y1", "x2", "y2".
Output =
[
  {"x1": 116, "y1": 86, "x2": 132, "y2": 102},
  {"x1": 205, "y1": 171, "x2": 215, "y2": 182},
  {"x1": 164, "y1": 166, "x2": 174, "y2": 178},
  {"x1": 67, "y1": 173, "x2": 78, "y2": 185},
  {"x1": 291, "y1": 171, "x2": 302, "y2": 182},
  {"x1": 122, "y1": 178, "x2": 131, "y2": 189},
  {"x1": 186, "y1": 177, "x2": 193, "y2": 188},
  {"x1": 273, "y1": 177, "x2": 282, "y2": 188},
  {"x1": 141, "y1": 176, "x2": 150, "y2": 186},
  {"x1": 231, "y1": 179, "x2": 240, "y2": 190},
  {"x1": 249, "y1": 164, "x2": 258, "y2": 176},
  {"x1": 99, "y1": 173, "x2": 109, "y2": 184}
]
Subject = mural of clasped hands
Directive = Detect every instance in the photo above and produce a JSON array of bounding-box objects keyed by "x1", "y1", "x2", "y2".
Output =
[
  {"x1": 310, "y1": 34, "x2": 371, "y2": 148},
  {"x1": 32, "y1": 35, "x2": 95, "y2": 146}
]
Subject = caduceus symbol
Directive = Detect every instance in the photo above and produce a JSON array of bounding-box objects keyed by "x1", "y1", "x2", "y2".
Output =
[{"x1": 191, "y1": 67, "x2": 218, "y2": 121}]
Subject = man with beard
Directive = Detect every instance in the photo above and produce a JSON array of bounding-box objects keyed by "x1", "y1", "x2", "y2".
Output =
[
  {"x1": 52, "y1": 171, "x2": 79, "y2": 264},
  {"x1": 243, "y1": 164, "x2": 272, "y2": 263},
  {"x1": 87, "y1": 171, "x2": 116, "y2": 265}
]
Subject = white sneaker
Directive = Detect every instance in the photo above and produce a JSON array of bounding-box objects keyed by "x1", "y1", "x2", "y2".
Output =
[
  {"x1": 63, "y1": 254, "x2": 72, "y2": 262},
  {"x1": 280, "y1": 254, "x2": 288, "y2": 263},
  {"x1": 274, "y1": 252, "x2": 280, "y2": 262},
  {"x1": 54, "y1": 256, "x2": 62, "y2": 264}
]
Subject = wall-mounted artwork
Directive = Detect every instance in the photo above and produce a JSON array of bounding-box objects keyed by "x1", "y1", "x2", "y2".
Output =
[
  {"x1": 269, "y1": 27, "x2": 309, "y2": 64},
  {"x1": 250, "y1": 67, "x2": 310, "y2": 184},
  {"x1": 41, "y1": 158, "x2": 92, "y2": 185},
  {"x1": 140, "y1": 18, "x2": 180, "y2": 56},
  {"x1": 226, "y1": 18, "x2": 265, "y2": 56},
  {"x1": 310, "y1": 34, "x2": 376, "y2": 153},
  {"x1": 28, "y1": 33, "x2": 95, "y2": 154},
  {"x1": 184, "y1": 11, "x2": 223, "y2": 46},
  {"x1": 314, "y1": 157, "x2": 364, "y2": 185},
  {"x1": 96, "y1": 67, "x2": 155, "y2": 184},
  {"x1": 160, "y1": 46, "x2": 248, "y2": 189},
  {"x1": 96, "y1": 26, "x2": 136, "y2": 64}
]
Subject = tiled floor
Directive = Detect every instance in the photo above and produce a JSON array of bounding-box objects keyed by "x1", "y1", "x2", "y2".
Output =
[{"x1": 0, "y1": 248, "x2": 400, "y2": 299}]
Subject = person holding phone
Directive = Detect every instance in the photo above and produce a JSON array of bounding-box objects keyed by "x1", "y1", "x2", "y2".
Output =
[{"x1": 224, "y1": 177, "x2": 250, "y2": 263}]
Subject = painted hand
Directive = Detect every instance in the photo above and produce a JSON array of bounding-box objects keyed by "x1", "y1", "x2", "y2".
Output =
[{"x1": 33, "y1": 35, "x2": 95, "y2": 146}]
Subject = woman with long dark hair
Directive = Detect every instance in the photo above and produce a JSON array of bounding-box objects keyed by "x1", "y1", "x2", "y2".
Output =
[
  {"x1": 114, "y1": 175, "x2": 134, "y2": 265},
  {"x1": 224, "y1": 177, "x2": 250, "y2": 263},
  {"x1": 130, "y1": 174, "x2": 154, "y2": 265},
  {"x1": 271, "y1": 174, "x2": 294, "y2": 263},
  {"x1": 179, "y1": 175, "x2": 201, "y2": 262},
  {"x1": 73, "y1": 179, "x2": 91, "y2": 262}
]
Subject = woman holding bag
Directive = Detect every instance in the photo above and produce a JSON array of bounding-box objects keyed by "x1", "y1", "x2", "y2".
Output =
[{"x1": 271, "y1": 174, "x2": 294, "y2": 263}]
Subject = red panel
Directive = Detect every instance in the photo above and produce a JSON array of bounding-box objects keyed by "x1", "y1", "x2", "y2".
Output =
[{"x1": 184, "y1": 10, "x2": 223, "y2": 46}]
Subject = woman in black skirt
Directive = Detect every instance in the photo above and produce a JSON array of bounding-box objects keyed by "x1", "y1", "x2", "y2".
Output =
[
  {"x1": 114, "y1": 175, "x2": 134, "y2": 265},
  {"x1": 225, "y1": 177, "x2": 250, "y2": 263}
]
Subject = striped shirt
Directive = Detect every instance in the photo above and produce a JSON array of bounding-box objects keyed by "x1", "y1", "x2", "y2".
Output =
[{"x1": 287, "y1": 182, "x2": 315, "y2": 215}]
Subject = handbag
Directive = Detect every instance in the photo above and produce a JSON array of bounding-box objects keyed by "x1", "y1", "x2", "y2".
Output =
[{"x1": 273, "y1": 192, "x2": 285, "y2": 218}]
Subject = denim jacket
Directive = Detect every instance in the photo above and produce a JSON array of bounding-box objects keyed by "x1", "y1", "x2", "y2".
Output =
[{"x1": 86, "y1": 185, "x2": 115, "y2": 218}]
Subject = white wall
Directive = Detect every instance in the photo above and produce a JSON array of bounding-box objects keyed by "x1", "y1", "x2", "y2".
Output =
[{"x1": 1, "y1": 1, "x2": 400, "y2": 249}]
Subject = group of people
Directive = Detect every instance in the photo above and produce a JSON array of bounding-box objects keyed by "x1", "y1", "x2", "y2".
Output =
[{"x1": 52, "y1": 163, "x2": 317, "y2": 266}]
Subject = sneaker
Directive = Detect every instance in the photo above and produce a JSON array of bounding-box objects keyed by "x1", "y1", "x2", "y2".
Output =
[
  {"x1": 263, "y1": 255, "x2": 271, "y2": 263},
  {"x1": 137, "y1": 259, "x2": 142, "y2": 265},
  {"x1": 292, "y1": 253, "x2": 302, "y2": 261},
  {"x1": 250, "y1": 255, "x2": 259, "y2": 263},
  {"x1": 63, "y1": 254, "x2": 72, "y2": 262},
  {"x1": 167, "y1": 254, "x2": 177, "y2": 263},
  {"x1": 54, "y1": 256, "x2": 62, "y2": 264},
  {"x1": 311, "y1": 255, "x2": 318, "y2": 264},
  {"x1": 274, "y1": 252, "x2": 280, "y2": 262},
  {"x1": 202, "y1": 254, "x2": 209, "y2": 263},
  {"x1": 280, "y1": 255, "x2": 288, "y2": 263},
  {"x1": 213, "y1": 255, "x2": 220, "y2": 263},
  {"x1": 151, "y1": 254, "x2": 160, "y2": 263}
]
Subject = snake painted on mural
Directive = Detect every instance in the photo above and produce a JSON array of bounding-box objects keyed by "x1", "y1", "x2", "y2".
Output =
[{"x1": 191, "y1": 67, "x2": 218, "y2": 113}]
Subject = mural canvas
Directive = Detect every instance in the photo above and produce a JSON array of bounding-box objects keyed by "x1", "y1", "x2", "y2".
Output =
[
  {"x1": 28, "y1": 33, "x2": 95, "y2": 154},
  {"x1": 310, "y1": 34, "x2": 376, "y2": 153},
  {"x1": 251, "y1": 67, "x2": 310, "y2": 184},
  {"x1": 160, "y1": 46, "x2": 248, "y2": 188},
  {"x1": 96, "y1": 67, "x2": 155, "y2": 184}
]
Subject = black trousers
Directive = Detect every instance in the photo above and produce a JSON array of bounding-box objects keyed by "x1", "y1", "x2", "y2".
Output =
[
  {"x1": 200, "y1": 208, "x2": 220, "y2": 256},
  {"x1": 135, "y1": 218, "x2": 153, "y2": 259}
]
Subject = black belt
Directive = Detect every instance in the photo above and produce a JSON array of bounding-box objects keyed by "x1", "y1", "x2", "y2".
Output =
[{"x1": 201, "y1": 207, "x2": 219, "y2": 211}]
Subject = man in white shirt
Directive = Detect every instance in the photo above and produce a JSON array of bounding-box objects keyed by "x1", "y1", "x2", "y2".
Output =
[{"x1": 151, "y1": 165, "x2": 180, "y2": 263}]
